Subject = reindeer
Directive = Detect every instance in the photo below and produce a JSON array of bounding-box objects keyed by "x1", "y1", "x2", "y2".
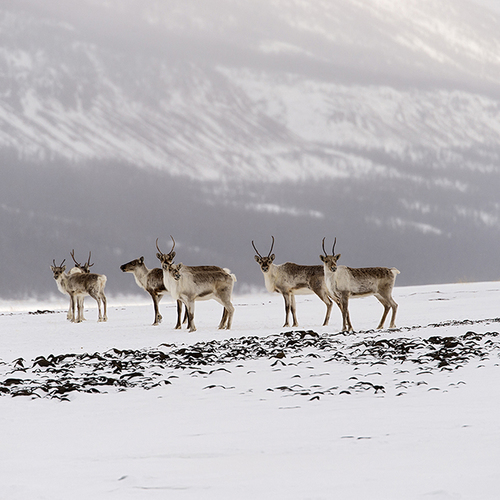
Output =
[
  {"x1": 320, "y1": 238, "x2": 400, "y2": 332},
  {"x1": 68, "y1": 250, "x2": 93, "y2": 320},
  {"x1": 252, "y1": 236, "x2": 335, "y2": 328},
  {"x1": 50, "y1": 258, "x2": 108, "y2": 323},
  {"x1": 120, "y1": 256, "x2": 185, "y2": 327},
  {"x1": 156, "y1": 237, "x2": 236, "y2": 332}
]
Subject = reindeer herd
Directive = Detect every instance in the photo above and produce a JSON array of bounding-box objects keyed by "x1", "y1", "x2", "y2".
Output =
[{"x1": 50, "y1": 237, "x2": 400, "y2": 333}]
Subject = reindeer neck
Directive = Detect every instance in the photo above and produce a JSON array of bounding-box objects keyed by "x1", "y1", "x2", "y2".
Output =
[
  {"x1": 55, "y1": 272, "x2": 70, "y2": 294},
  {"x1": 263, "y1": 263, "x2": 279, "y2": 292},
  {"x1": 131, "y1": 263, "x2": 150, "y2": 289}
]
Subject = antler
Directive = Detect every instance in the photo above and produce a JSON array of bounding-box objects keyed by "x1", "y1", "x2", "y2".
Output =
[
  {"x1": 268, "y1": 235, "x2": 275, "y2": 257},
  {"x1": 86, "y1": 251, "x2": 94, "y2": 269},
  {"x1": 156, "y1": 236, "x2": 176, "y2": 257},
  {"x1": 252, "y1": 236, "x2": 275, "y2": 258},
  {"x1": 156, "y1": 237, "x2": 163, "y2": 256},
  {"x1": 70, "y1": 249, "x2": 79, "y2": 266},
  {"x1": 251, "y1": 240, "x2": 263, "y2": 258},
  {"x1": 322, "y1": 237, "x2": 337, "y2": 256}
]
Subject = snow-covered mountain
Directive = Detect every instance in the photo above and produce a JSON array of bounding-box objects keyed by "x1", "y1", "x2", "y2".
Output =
[
  {"x1": 1, "y1": 0, "x2": 499, "y2": 298},
  {"x1": 3, "y1": 0, "x2": 500, "y2": 180}
]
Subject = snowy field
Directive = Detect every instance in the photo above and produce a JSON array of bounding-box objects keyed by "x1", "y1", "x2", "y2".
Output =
[{"x1": 1, "y1": 281, "x2": 500, "y2": 500}]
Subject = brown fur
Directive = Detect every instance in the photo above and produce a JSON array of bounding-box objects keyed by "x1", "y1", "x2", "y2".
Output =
[
  {"x1": 253, "y1": 238, "x2": 335, "y2": 327},
  {"x1": 51, "y1": 263, "x2": 107, "y2": 323},
  {"x1": 321, "y1": 241, "x2": 399, "y2": 332},
  {"x1": 120, "y1": 257, "x2": 187, "y2": 327}
]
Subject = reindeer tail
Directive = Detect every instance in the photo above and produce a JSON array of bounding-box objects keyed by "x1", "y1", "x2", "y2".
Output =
[{"x1": 223, "y1": 268, "x2": 237, "y2": 282}]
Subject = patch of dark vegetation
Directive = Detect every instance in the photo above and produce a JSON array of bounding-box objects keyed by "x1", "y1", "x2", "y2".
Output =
[
  {"x1": 347, "y1": 331, "x2": 499, "y2": 369},
  {"x1": 0, "y1": 329, "x2": 499, "y2": 400}
]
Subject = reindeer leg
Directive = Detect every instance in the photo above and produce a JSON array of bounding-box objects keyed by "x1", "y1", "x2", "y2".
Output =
[
  {"x1": 76, "y1": 296, "x2": 84, "y2": 323},
  {"x1": 96, "y1": 295, "x2": 103, "y2": 322},
  {"x1": 82, "y1": 296, "x2": 87, "y2": 322},
  {"x1": 175, "y1": 300, "x2": 183, "y2": 329},
  {"x1": 74, "y1": 295, "x2": 83, "y2": 323},
  {"x1": 182, "y1": 304, "x2": 189, "y2": 325},
  {"x1": 68, "y1": 295, "x2": 75, "y2": 322},
  {"x1": 376, "y1": 301, "x2": 390, "y2": 329},
  {"x1": 290, "y1": 293, "x2": 298, "y2": 327},
  {"x1": 389, "y1": 298, "x2": 398, "y2": 329},
  {"x1": 151, "y1": 292, "x2": 161, "y2": 326},
  {"x1": 186, "y1": 300, "x2": 196, "y2": 332},
  {"x1": 89, "y1": 291, "x2": 103, "y2": 322},
  {"x1": 218, "y1": 308, "x2": 227, "y2": 329},
  {"x1": 312, "y1": 285, "x2": 333, "y2": 326},
  {"x1": 218, "y1": 300, "x2": 234, "y2": 330},
  {"x1": 66, "y1": 295, "x2": 74, "y2": 323},
  {"x1": 375, "y1": 293, "x2": 397, "y2": 329},
  {"x1": 225, "y1": 303, "x2": 235, "y2": 329},
  {"x1": 282, "y1": 292, "x2": 291, "y2": 327},
  {"x1": 331, "y1": 294, "x2": 343, "y2": 330},
  {"x1": 157, "y1": 295, "x2": 163, "y2": 323},
  {"x1": 322, "y1": 296, "x2": 333, "y2": 327},
  {"x1": 101, "y1": 292, "x2": 107, "y2": 322},
  {"x1": 214, "y1": 289, "x2": 234, "y2": 330},
  {"x1": 346, "y1": 308, "x2": 354, "y2": 332},
  {"x1": 340, "y1": 294, "x2": 351, "y2": 332}
]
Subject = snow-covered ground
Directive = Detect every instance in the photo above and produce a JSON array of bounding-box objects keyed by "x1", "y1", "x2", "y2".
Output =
[{"x1": 1, "y1": 281, "x2": 499, "y2": 499}]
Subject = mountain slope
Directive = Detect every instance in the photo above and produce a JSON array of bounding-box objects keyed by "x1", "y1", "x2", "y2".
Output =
[{"x1": 0, "y1": 0, "x2": 499, "y2": 297}]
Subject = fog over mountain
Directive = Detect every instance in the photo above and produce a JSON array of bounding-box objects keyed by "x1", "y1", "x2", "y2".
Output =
[{"x1": 1, "y1": 0, "x2": 500, "y2": 299}]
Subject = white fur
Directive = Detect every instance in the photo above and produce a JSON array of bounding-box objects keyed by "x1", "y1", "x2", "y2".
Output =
[
  {"x1": 51, "y1": 265, "x2": 107, "y2": 323},
  {"x1": 161, "y1": 263, "x2": 236, "y2": 332},
  {"x1": 321, "y1": 253, "x2": 399, "y2": 332}
]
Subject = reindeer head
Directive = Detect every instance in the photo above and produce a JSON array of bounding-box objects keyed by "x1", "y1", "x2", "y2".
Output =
[
  {"x1": 252, "y1": 236, "x2": 276, "y2": 273},
  {"x1": 50, "y1": 259, "x2": 66, "y2": 279},
  {"x1": 120, "y1": 256, "x2": 145, "y2": 272},
  {"x1": 70, "y1": 250, "x2": 94, "y2": 273},
  {"x1": 156, "y1": 236, "x2": 176, "y2": 269},
  {"x1": 320, "y1": 237, "x2": 341, "y2": 272},
  {"x1": 170, "y1": 263, "x2": 183, "y2": 281}
]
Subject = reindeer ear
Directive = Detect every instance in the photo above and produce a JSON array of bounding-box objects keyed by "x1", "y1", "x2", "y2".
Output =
[
  {"x1": 335, "y1": 253, "x2": 341, "y2": 261},
  {"x1": 140, "y1": 256, "x2": 144, "y2": 263},
  {"x1": 269, "y1": 254, "x2": 275, "y2": 262},
  {"x1": 254, "y1": 255, "x2": 261, "y2": 263},
  {"x1": 171, "y1": 251, "x2": 176, "y2": 260},
  {"x1": 320, "y1": 255, "x2": 326, "y2": 262},
  {"x1": 156, "y1": 252, "x2": 162, "y2": 260},
  {"x1": 62, "y1": 265, "x2": 66, "y2": 271},
  {"x1": 50, "y1": 265, "x2": 54, "y2": 271}
]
